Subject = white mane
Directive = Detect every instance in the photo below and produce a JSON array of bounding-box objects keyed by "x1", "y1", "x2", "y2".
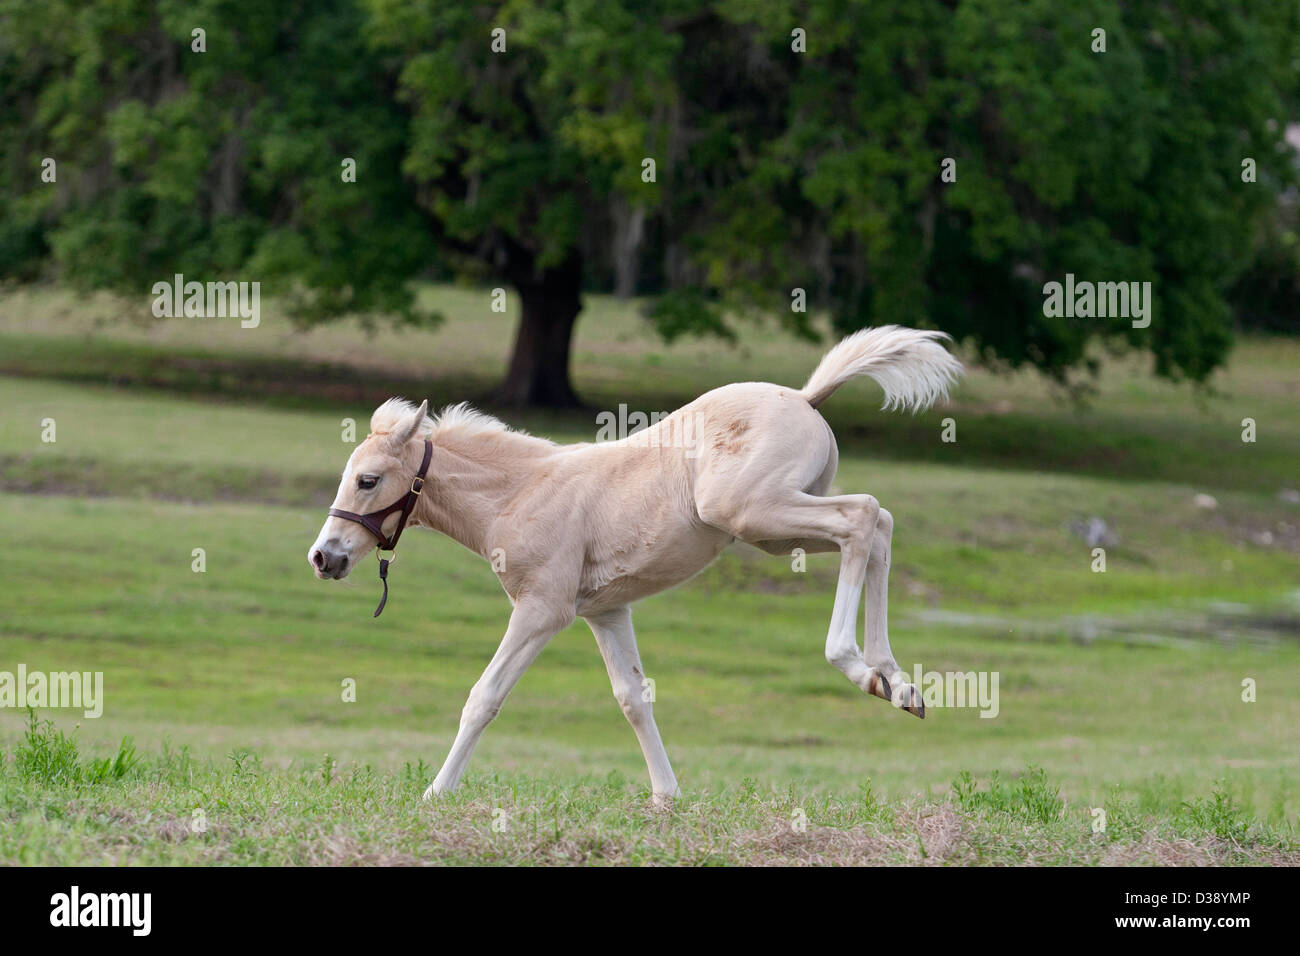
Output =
[
  {"x1": 430, "y1": 402, "x2": 516, "y2": 441},
  {"x1": 369, "y1": 398, "x2": 547, "y2": 447},
  {"x1": 369, "y1": 397, "x2": 434, "y2": 437}
]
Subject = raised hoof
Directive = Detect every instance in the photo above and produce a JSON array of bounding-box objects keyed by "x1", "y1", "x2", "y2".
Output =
[
  {"x1": 868, "y1": 670, "x2": 893, "y2": 703},
  {"x1": 898, "y1": 682, "x2": 925, "y2": 719},
  {"x1": 868, "y1": 671, "x2": 924, "y2": 718},
  {"x1": 884, "y1": 678, "x2": 926, "y2": 719}
]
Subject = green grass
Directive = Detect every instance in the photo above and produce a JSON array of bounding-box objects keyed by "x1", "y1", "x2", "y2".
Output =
[
  {"x1": 0, "y1": 282, "x2": 1297, "y2": 864},
  {"x1": 11, "y1": 712, "x2": 138, "y2": 787},
  {"x1": 1, "y1": 720, "x2": 1292, "y2": 865}
]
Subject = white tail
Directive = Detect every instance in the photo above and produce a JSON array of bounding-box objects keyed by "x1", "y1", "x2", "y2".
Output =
[{"x1": 800, "y1": 325, "x2": 963, "y2": 412}]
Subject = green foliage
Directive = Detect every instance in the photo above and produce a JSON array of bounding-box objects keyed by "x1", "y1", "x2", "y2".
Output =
[
  {"x1": 0, "y1": 0, "x2": 437, "y2": 326},
  {"x1": 857, "y1": 778, "x2": 893, "y2": 826},
  {"x1": 1101, "y1": 785, "x2": 1143, "y2": 841},
  {"x1": 646, "y1": 287, "x2": 734, "y2": 342},
  {"x1": 1179, "y1": 784, "x2": 1253, "y2": 842},
  {"x1": 952, "y1": 766, "x2": 1065, "y2": 824},
  {"x1": 367, "y1": 0, "x2": 676, "y2": 257},
  {"x1": 14, "y1": 712, "x2": 81, "y2": 786},
  {"x1": 226, "y1": 747, "x2": 260, "y2": 778},
  {"x1": 671, "y1": 0, "x2": 1300, "y2": 383},
  {"x1": 320, "y1": 753, "x2": 337, "y2": 787},
  {"x1": 14, "y1": 710, "x2": 139, "y2": 786},
  {"x1": 1, "y1": 0, "x2": 1297, "y2": 394}
]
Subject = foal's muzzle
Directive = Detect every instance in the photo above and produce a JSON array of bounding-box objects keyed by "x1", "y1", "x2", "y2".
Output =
[{"x1": 309, "y1": 543, "x2": 351, "y2": 580}]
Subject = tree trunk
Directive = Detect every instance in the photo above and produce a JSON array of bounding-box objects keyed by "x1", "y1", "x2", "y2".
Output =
[{"x1": 494, "y1": 255, "x2": 583, "y2": 408}]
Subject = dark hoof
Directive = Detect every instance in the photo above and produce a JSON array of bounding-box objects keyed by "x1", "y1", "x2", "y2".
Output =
[{"x1": 900, "y1": 683, "x2": 925, "y2": 719}]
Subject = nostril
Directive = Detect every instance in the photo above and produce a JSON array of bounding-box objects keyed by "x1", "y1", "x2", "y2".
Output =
[
  {"x1": 339, "y1": 555, "x2": 349, "y2": 571},
  {"x1": 311, "y1": 549, "x2": 326, "y2": 570}
]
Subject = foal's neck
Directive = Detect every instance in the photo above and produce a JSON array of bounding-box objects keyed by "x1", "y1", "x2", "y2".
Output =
[{"x1": 412, "y1": 430, "x2": 552, "y2": 557}]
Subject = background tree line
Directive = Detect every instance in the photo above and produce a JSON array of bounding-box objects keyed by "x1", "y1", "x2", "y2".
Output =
[{"x1": 1, "y1": 0, "x2": 1297, "y2": 406}]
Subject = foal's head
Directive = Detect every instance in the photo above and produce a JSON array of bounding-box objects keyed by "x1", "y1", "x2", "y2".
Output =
[{"x1": 308, "y1": 398, "x2": 430, "y2": 580}]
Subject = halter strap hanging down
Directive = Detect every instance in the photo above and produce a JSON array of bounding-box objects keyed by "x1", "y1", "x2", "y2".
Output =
[{"x1": 327, "y1": 439, "x2": 433, "y2": 617}]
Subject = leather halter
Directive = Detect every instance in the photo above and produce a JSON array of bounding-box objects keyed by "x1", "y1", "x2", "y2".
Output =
[{"x1": 327, "y1": 439, "x2": 433, "y2": 617}]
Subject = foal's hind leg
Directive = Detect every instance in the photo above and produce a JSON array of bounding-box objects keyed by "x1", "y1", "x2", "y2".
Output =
[
  {"x1": 697, "y1": 491, "x2": 894, "y2": 703},
  {"x1": 863, "y1": 509, "x2": 923, "y2": 717}
]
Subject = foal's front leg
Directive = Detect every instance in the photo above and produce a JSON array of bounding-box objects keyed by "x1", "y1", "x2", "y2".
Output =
[{"x1": 423, "y1": 600, "x2": 573, "y2": 800}]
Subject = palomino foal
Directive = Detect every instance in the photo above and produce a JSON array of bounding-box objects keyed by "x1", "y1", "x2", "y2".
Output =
[{"x1": 308, "y1": 326, "x2": 962, "y2": 803}]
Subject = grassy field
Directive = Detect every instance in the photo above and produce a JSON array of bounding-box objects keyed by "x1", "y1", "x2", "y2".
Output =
[{"x1": 0, "y1": 284, "x2": 1297, "y2": 864}]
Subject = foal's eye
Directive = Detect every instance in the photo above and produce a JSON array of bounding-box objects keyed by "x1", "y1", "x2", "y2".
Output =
[{"x1": 357, "y1": 476, "x2": 378, "y2": 490}]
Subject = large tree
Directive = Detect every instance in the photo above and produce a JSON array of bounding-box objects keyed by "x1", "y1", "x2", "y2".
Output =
[
  {"x1": 2, "y1": 0, "x2": 1297, "y2": 405},
  {"x1": 363, "y1": 0, "x2": 684, "y2": 404}
]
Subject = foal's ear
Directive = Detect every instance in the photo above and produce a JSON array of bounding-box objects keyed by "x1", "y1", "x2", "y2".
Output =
[{"x1": 392, "y1": 399, "x2": 429, "y2": 447}]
